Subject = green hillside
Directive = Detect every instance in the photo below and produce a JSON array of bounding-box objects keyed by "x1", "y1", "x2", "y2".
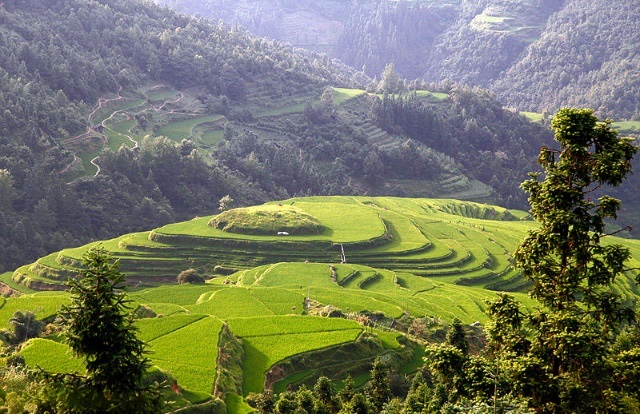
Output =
[{"x1": 4, "y1": 196, "x2": 640, "y2": 410}]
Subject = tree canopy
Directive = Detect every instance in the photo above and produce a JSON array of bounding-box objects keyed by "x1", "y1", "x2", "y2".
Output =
[{"x1": 46, "y1": 246, "x2": 162, "y2": 413}]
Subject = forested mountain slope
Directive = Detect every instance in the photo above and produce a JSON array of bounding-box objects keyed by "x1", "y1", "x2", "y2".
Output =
[
  {"x1": 0, "y1": 0, "x2": 353, "y2": 270},
  {"x1": 0, "y1": 0, "x2": 561, "y2": 273},
  {"x1": 157, "y1": 0, "x2": 640, "y2": 119},
  {"x1": 492, "y1": 0, "x2": 640, "y2": 118}
]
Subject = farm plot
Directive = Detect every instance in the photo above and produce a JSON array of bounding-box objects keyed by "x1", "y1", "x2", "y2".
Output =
[
  {"x1": 156, "y1": 115, "x2": 224, "y2": 142},
  {"x1": 0, "y1": 292, "x2": 70, "y2": 327},
  {"x1": 310, "y1": 287, "x2": 405, "y2": 318},
  {"x1": 250, "y1": 288, "x2": 307, "y2": 315},
  {"x1": 20, "y1": 339, "x2": 84, "y2": 373},
  {"x1": 18, "y1": 196, "x2": 542, "y2": 291},
  {"x1": 227, "y1": 315, "x2": 361, "y2": 338},
  {"x1": 232, "y1": 315, "x2": 363, "y2": 395},
  {"x1": 251, "y1": 262, "x2": 339, "y2": 289},
  {"x1": 136, "y1": 313, "x2": 206, "y2": 342},
  {"x1": 332, "y1": 87, "x2": 367, "y2": 105},
  {"x1": 147, "y1": 316, "x2": 224, "y2": 395},
  {"x1": 241, "y1": 330, "x2": 362, "y2": 394},
  {"x1": 131, "y1": 284, "x2": 224, "y2": 307},
  {"x1": 266, "y1": 197, "x2": 388, "y2": 243},
  {"x1": 187, "y1": 288, "x2": 279, "y2": 318}
]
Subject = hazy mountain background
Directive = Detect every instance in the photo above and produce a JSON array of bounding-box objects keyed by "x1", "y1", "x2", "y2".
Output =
[{"x1": 156, "y1": 0, "x2": 640, "y2": 119}]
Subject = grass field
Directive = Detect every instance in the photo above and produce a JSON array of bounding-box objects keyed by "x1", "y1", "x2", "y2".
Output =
[
  {"x1": 521, "y1": 111, "x2": 544, "y2": 122},
  {"x1": 20, "y1": 338, "x2": 85, "y2": 373},
  {"x1": 332, "y1": 87, "x2": 367, "y2": 105},
  {"x1": 147, "y1": 316, "x2": 223, "y2": 395},
  {"x1": 241, "y1": 329, "x2": 363, "y2": 394},
  {"x1": 156, "y1": 115, "x2": 224, "y2": 142}
]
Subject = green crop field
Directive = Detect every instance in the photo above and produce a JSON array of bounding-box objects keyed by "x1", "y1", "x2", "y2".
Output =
[
  {"x1": 6, "y1": 195, "x2": 640, "y2": 410},
  {"x1": 521, "y1": 111, "x2": 544, "y2": 121},
  {"x1": 156, "y1": 115, "x2": 224, "y2": 142},
  {"x1": 148, "y1": 316, "x2": 223, "y2": 395},
  {"x1": 614, "y1": 120, "x2": 640, "y2": 132},
  {"x1": 20, "y1": 339, "x2": 85, "y2": 373},
  {"x1": 332, "y1": 87, "x2": 367, "y2": 105},
  {"x1": 241, "y1": 329, "x2": 363, "y2": 394},
  {"x1": 0, "y1": 292, "x2": 70, "y2": 327}
]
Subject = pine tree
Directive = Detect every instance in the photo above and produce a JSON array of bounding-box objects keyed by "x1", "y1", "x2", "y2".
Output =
[
  {"x1": 44, "y1": 246, "x2": 161, "y2": 413},
  {"x1": 367, "y1": 357, "x2": 392, "y2": 412},
  {"x1": 446, "y1": 317, "x2": 469, "y2": 355}
]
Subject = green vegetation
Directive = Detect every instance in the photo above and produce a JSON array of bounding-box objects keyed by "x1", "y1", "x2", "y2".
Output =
[
  {"x1": 2, "y1": 0, "x2": 639, "y2": 410},
  {"x1": 20, "y1": 339, "x2": 85, "y2": 373},
  {"x1": 43, "y1": 247, "x2": 162, "y2": 413},
  {"x1": 0, "y1": 196, "x2": 541, "y2": 408},
  {"x1": 210, "y1": 205, "x2": 325, "y2": 236},
  {"x1": 407, "y1": 108, "x2": 640, "y2": 414},
  {"x1": 148, "y1": 316, "x2": 223, "y2": 395},
  {"x1": 156, "y1": 115, "x2": 224, "y2": 142},
  {"x1": 614, "y1": 120, "x2": 640, "y2": 132},
  {"x1": 521, "y1": 111, "x2": 544, "y2": 122},
  {"x1": 5, "y1": 193, "x2": 639, "y2": 411}
]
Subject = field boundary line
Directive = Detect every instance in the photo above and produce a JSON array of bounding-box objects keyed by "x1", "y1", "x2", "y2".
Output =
[{"x1": 146, "y1": 314, "x2": 208, "y2": 343}]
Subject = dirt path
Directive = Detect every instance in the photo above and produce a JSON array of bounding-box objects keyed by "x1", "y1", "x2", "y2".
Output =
[{"x1": 61, "y1": 85, "x2": 203, "y2": 178}]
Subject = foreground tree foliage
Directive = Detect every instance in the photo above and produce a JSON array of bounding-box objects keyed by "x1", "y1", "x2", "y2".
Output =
[
  {"x1": 40, "y1": 246, "x2": 162, "y2": 413},
  {"x1": 489, "y1": 108, "x2": 639, "y2": 413}
]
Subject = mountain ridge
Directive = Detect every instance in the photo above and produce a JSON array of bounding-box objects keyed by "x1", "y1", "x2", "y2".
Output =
[{"x1": 156, "y1": 0, "x2": 640, "y2": 119}]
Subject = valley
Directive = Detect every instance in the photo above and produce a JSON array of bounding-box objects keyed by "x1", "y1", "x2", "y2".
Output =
[{"x1": 1, "y1": 0, "x2": 640, "y2": 412}]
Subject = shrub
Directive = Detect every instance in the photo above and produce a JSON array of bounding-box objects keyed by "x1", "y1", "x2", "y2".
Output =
[
  {"x1": 209, "y1": 206, "x2": 325, "y2": 236},
  {"x1": 133, "y1": 304, "x2": 158, "y2": 319},
  {"x1": 177, "y1": 269, "x2": 206, "y2": 284}
]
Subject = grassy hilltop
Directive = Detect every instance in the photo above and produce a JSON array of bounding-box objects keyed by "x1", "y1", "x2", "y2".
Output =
[{"x1": 3, "y1": 196, "x2": 640, "y2": 410}]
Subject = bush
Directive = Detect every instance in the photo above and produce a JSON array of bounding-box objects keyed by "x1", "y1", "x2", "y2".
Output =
[
  {"x1": 178, "y1": 269, "x2": 206, "y2": 284},
  {"x1": 209, "y1": 206, "x2": 325, "y2": 236},
  {"x1": 133, "y1": 304, "x2": 157, "y2": 319}
]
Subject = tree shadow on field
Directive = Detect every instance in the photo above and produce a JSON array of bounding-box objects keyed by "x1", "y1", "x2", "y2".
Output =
[{"x1": 242, "y1": 340, "x2": 271, "y2": 395}]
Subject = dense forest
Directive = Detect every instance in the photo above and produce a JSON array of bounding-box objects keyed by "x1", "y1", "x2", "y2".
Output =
[
  {"x1": 493, "y1": 0, "x2": 640, "y2": 119},
  {"x1": 157, "y1": 0, "x2": 640, "y2": 119},
  {"x1": 0, "y1": 0, "x2": 351, "y2": 271},
  {"x1": 0, "y1": 0, "x2": 564, "y2": 272}
]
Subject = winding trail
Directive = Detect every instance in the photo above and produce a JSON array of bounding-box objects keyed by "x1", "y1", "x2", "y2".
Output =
[{"x1": 60, "y1": 85, "x2": 195, "y2": 178}]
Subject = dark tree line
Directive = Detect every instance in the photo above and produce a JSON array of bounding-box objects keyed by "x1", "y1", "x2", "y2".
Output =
[{"x1": 370, "y1": 87, "x2": 553, "y2": 208}]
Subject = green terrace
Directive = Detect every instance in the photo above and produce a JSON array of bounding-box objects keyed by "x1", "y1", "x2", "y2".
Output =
[
  {"x1": 6, "y1": 196, "x2": 640, "y2": 406},
  {"x1": 11, "y1": 197, "x2": 537, "y2": 291}
]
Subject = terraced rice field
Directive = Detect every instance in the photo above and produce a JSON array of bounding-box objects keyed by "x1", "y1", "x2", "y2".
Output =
[{"x1": 7, "y1": 196, "x2": 640, "y2": 405}]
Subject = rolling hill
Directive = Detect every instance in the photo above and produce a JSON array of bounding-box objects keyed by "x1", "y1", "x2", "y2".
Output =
[{"x1": 3, "y1": 196, "x2": 640, "y2": 411}]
